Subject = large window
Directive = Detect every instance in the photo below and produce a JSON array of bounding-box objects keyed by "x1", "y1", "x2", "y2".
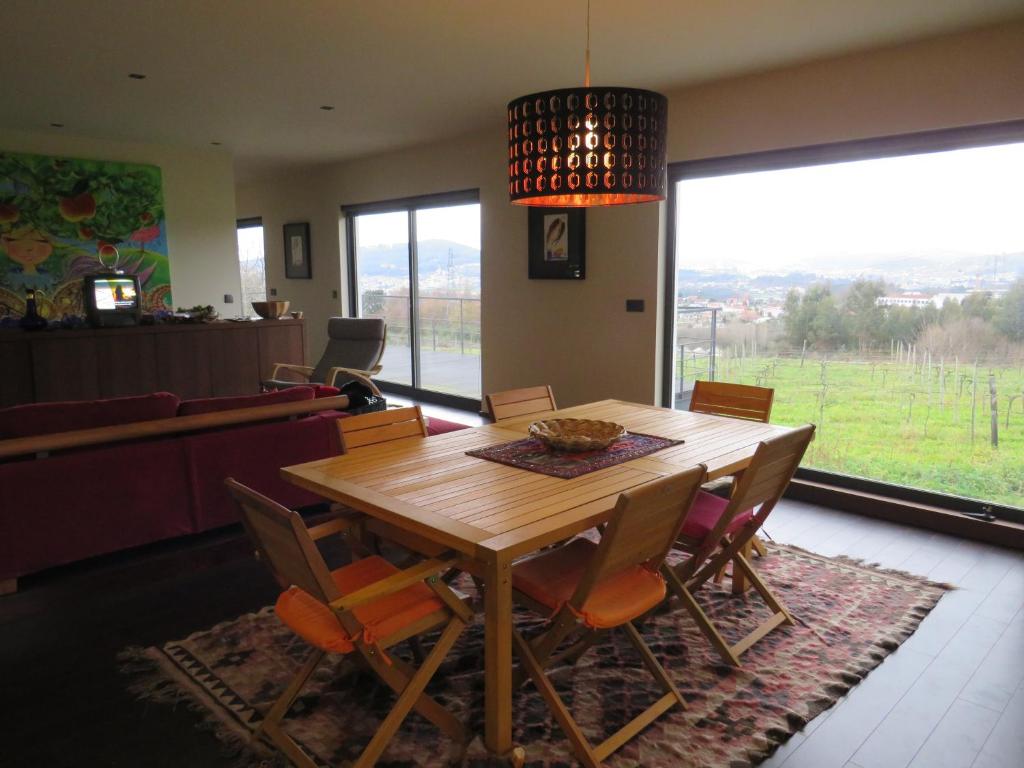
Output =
[
  {"x1": 667, "y1": 125, "x2": 1024, "y2": 513},
  {"x1": 236, "y1": 217, "x2": 266, "y2": 313},
  {"x1": 344, "y1": 191, "x2": 481, "y2": 406}
]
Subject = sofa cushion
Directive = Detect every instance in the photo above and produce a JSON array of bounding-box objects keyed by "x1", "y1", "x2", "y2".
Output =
[
  {"x1": 0, "y1": 437, "x2": 194, "y2": 580},
  {"x1": 183, "y1": 412, "x2": 343, "y2": 531},
  {"x1": 426, "y1": 416, "x2": 471, "y2": 436},
  {"x1": 0, "y1": 391, "x2": 180, "y2": 439},
  {"x1": 178, "y1": 386, "x2": 314, "y2": 417}
]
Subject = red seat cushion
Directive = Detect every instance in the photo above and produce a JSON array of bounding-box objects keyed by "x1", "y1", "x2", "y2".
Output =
[
  {"x1": 177, "y1": 386, "x2": 314, "y2": 416},
  {"x1": 512, "y1": 538, "x2": 666, "y2": 629},
  {"x1": 274, "y1": 555, "x2": 446, "y2": 654},
  {"x1": 679, "y1": 490, "x2": 754, "y2": 542},
  {"x1": 0, "y1": 391, "x2": 180, "y2": 439}
]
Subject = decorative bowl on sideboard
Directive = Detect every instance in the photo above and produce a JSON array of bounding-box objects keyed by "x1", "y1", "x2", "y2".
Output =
[{"x1": 251, "y1": 300, "x2": 290, "y2": 319}]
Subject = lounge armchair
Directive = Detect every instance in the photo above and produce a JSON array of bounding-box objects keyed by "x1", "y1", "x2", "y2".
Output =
[{"x1": 266, "y1": 317, "x2": 386, "y2": 395}]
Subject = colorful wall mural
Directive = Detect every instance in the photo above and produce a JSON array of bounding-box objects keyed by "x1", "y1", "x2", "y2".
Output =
[{"x1": 0, "y1": 151, "x2": 171, "y2": 319}]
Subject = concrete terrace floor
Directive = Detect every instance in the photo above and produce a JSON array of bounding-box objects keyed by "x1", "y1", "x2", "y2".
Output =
[{"x1": 377, "y1": 343, "x2": 481, "y2": 399}]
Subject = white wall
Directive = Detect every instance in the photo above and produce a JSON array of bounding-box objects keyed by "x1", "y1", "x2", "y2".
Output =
[
  {"x1": 0, "y1": 129, "x2": 240, "y2": 317},
  {"x1": 236, "y1": 20, "x2": 1024, "y2": 406}
]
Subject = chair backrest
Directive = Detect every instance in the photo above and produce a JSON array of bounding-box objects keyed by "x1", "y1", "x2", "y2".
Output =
[
  {"x1": 337, "y1": 405, "x2": 428, "y2": 452},
  {"x1": 225, "y1": 478, "x2": 341, "y2": 604},
  {"x1": 311, "y1": 317, "x2": 387, "y2": 383},
  {"x1": 485, "y1": 385, "x2": 557, "y2": 422},
  {"x1": 689, "y1": 380, "x2": 774, "y2": 423},
  {"x1": 701, "y1": 424, "x2": 815, "y2": 550},
  {"x1": 570, "y1": 464, "x2": 706, "y2": 605}
]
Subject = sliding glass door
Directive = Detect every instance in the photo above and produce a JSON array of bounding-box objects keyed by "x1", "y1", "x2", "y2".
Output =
[
  {"x1": 665, "y1": 125, "x2": 1024, "y2": 515},
  {"x1": 346, "y1": 191, "x2": 481, "y2": 406}
]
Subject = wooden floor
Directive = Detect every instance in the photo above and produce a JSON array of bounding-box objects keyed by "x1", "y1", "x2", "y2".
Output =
[
  {"x1": 0, "y1": 496, "x2": 1020, "y2": 767},
  {"x1": 760, "y1": 501, "x2": 1024, "y2": 768}
]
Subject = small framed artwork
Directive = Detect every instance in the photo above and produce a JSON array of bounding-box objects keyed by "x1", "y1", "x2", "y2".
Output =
[
  {"x1": 528, "y1": 207, "x2": 585, "y2": 279},
  {"x1": 283, "y1": 222, "x2": 312, "y2": 279}
]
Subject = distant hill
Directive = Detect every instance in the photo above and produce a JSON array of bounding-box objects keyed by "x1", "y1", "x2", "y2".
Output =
[{"x1": 357, "y1": 239, "x2": 479, "y2": 278}]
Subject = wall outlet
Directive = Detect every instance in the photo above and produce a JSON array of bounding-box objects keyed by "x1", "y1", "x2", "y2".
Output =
[
  {"x1": 223, "y1": 294, "x2": 234, "y2": 304},
  {"x1": 269, "y1": 287, "x2": 278, "y2": 296},
  {"x1": 626, "y1": 299, "x2": 645, "y2": 312}
]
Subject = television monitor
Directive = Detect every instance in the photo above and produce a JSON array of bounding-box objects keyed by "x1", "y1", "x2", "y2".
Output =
[{"x1": 83, "y1": 273, "x2": 142, "y2": 327}]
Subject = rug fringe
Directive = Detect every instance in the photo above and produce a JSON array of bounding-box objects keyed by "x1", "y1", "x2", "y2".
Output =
[
  {"x1": 770, "y1": 542, "x2": 956, "y2": 590},
  {"x1": 118, "y1": 646, "x2": 280, "y2": 768}
]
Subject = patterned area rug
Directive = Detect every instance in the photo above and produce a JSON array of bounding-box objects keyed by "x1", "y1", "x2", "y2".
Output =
[{"x1": 121, "y1": 545, "x2": 949, "y2": 767}]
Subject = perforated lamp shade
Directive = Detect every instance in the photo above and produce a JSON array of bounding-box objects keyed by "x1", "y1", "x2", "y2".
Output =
[{"x1": 508, "y1": 87, "x2": 668, "y2": 206}]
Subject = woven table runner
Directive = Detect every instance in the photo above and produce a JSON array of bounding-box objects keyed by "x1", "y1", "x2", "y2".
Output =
[{"x1": 466, "y1": 432, "x2": 682, "y2": 479}]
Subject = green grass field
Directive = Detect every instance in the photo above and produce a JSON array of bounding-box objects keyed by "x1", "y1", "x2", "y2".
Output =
[{"x1": 698, "y1": 355, "x2": 1024, "y2": 509}]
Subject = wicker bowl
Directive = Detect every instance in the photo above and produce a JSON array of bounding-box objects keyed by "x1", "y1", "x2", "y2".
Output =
[
  {"x1": 529, "y1": 418, "x2": 626, "y2": 452},
  {"x1": 251, "y1": 300, "x2": 290, "y2": 319}
]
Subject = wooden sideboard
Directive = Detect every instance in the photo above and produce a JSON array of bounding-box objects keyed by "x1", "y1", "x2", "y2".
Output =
[{"x1": 0, "y1": 319, "x2": 306, "y2": 406}]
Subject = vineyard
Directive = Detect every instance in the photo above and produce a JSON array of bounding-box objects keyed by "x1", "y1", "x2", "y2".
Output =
[{"x1": 710, "y1": 353, "x2": 1024, "y2": 509}]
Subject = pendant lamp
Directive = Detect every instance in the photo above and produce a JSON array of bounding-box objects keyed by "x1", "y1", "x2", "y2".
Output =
[{"x1": 507, "y1": 2, "x2": 668, "y2": 207}]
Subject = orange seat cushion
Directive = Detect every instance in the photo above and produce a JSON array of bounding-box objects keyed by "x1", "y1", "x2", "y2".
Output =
[
  {"x1": 511, "y1": 538, "x2": 666, "y2": 629},
  {"x1": 274, "y1": 555, "x2": 445, "y2": 654},
  {"x1": 679, "y1": 490, "x2": 753, "y2": 542}
]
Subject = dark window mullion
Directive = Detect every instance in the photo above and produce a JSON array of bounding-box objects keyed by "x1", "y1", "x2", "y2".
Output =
[
  {"x1": 407, "y1": 209, "x2": 421, "y2": 390},
  {"x1": 346, "y1": 213, "x2": 359, "y2": 317}
]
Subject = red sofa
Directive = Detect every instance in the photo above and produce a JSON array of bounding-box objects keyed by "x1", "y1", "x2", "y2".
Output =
[{"x1": 0, "y1": 390, "x2": 469, "y2": 590}]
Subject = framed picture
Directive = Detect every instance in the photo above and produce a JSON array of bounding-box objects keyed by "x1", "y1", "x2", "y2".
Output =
[
  {"x1": 528, "y1": 207, "x2": 585, "y2": 279},
  {"x1": 283, "y1": 222, "x2": 312, "y2": 279}
]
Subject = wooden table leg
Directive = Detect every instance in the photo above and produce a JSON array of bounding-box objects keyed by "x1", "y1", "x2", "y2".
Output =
[
  {"x1": 731, "y1": 541, "x2": 752, "y2": 595},
  {"x1": 484, "y1": 550, "x2": 514, "y2": 756}
]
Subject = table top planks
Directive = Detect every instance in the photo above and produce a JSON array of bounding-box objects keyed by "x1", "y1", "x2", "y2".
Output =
[{"x1": 282, "y1": 399, "x2": 794, "y2": 559}]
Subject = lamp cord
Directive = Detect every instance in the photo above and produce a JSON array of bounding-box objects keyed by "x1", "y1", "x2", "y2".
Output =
[{"x1": 585, "y1": 0, "x2": 591, "y2": 87}]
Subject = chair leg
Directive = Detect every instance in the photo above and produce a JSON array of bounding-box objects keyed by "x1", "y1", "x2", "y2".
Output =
[
  {"x1": 513, "y1": 622, "x2": 686, "y2": 767},
  {"x1": 751, "y1": 535, "x2": 768, "y2": 558},
  {"x1": 662, "y1": 565, "x2": 742, "y2": 667},
  {"x1": 590, "y1": 624, "x2": 683, "y2": 764},
  {"x1": 734, "y1": 551, "x2": 794, "y2": 625},
  {"x1": 354, "y1": 618, "x2": 467, "y2": 767},
  {"x1": 512, "y1": 629, "x2": 602, "y2": 768},
  {"x1": 371, "y1": 631, "x2": 468, "y2": 743},
  {"x1": 256, "y1": 648, "x2": 326, "y2": 768}
]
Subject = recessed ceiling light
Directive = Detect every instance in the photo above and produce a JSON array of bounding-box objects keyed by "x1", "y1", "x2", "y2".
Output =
[
  {"x1": 320, "y1": 105, "x2": 335, "y2": 111},
  {"x1": 50, "y1": 122, "x2": 64, "y2": 128},
  {"x1": 128, "y1": 73, "x2": 147, "y2": 80}
]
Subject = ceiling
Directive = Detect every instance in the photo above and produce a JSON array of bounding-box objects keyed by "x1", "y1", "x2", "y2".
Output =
[{"x1": 3, "y1": 1, "x2": 1022, "y2": 182}]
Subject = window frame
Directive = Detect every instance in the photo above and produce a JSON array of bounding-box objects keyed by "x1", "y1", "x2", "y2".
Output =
[
  {"x1": 235, "y1": 216, "x2": 266, "y2": 310},
  {"x1": 661, "y1": 119, "x2": 1024, "y2": 524},
  {"x1": 342, "y1": 189, "x2": 481, "y2": 411}
]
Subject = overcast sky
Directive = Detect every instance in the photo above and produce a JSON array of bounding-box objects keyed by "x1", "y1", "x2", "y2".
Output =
[
  {"x1": 355, "y1": 204, "x2": 481, "y2": 250},
  {"x1": 675, "y1": 142, "x2": 1024, "y2": 273},
  {"x1": 346, "y1": 144, "x2": 1024, "y2": 273}
]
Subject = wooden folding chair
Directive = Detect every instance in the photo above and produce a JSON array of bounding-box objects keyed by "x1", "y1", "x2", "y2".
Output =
[
  {"x1": 336, "y1": 405, "x2": 428, "y2": 452},
  {"x1": 689, "y1": 380, "x2": 776, "y2": 562},
  {"x1": 688, "y1": 380, "x2": 774, "y2": 423},
  {"x1": 663, "y1": 425, "x2": 815, "y2": 667},
  {"x1": 335, "y1": 405, "x2": 453, "y2": 561},
  {"x1": 485, "y1": 385, "x2": 557, "y2": 422},
  {"x1": 509, "y1": 465, "x2": 706, "y2": 767},
  {"x1": 225, "y1": 479, "x2": 473, "y2": 768}
]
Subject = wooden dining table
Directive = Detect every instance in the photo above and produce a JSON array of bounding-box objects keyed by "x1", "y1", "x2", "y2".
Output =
[{"x1": 281, "y1": 398, "x2": 793, "y2": 759}]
